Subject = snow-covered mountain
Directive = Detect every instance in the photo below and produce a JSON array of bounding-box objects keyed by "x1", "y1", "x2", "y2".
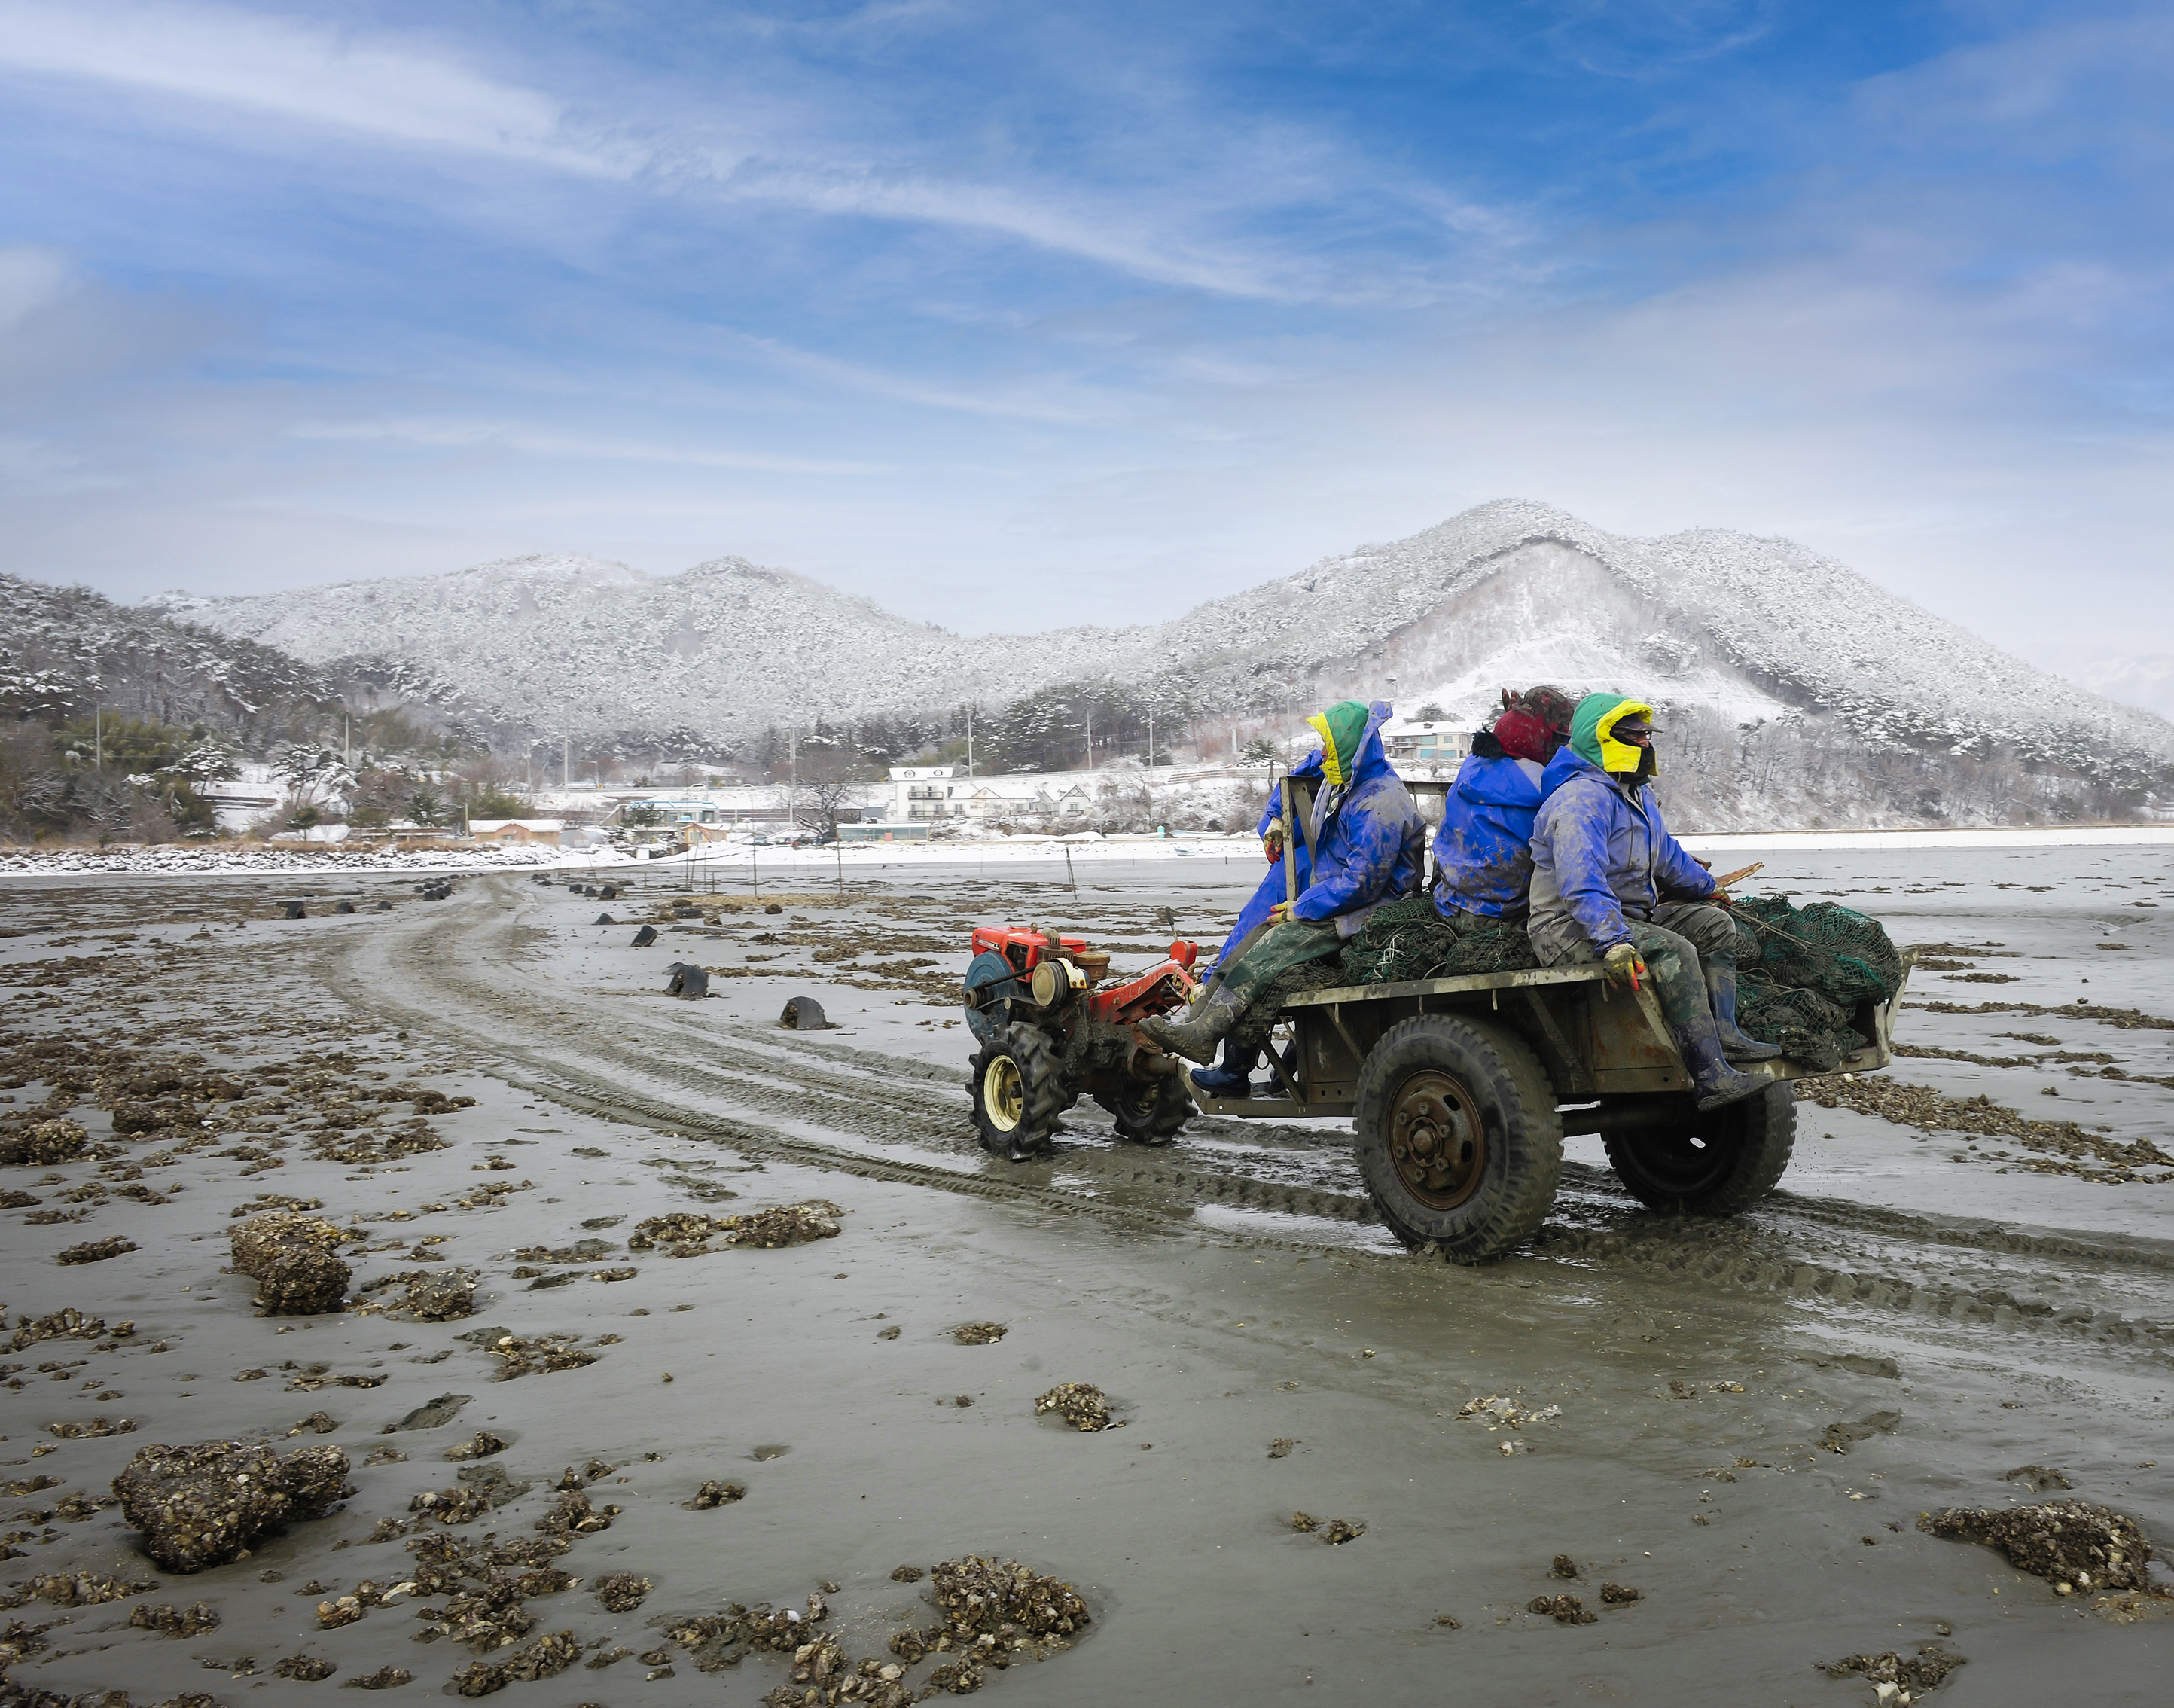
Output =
[
  {"x1": 3, "y1": 572, "x2": 334, "y2": 747},
  {"x1": 172, "y1": 501, "x2": 2174, "y2": 792}
]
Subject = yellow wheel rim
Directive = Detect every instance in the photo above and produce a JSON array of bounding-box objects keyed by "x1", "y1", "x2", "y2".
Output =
[{"x1": 983, "y1": 1054, "x2": 1026, "y2": 1133}]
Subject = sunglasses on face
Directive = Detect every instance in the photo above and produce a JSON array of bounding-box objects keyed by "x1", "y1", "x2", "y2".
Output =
[{"x1": 1614, "y1": 723, "x2": 1654, "y2": 746}]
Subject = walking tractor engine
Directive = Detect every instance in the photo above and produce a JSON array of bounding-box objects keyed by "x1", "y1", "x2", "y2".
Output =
[{"x1": 961, "y1": 925, "x2": 1202, "y2": 1160}]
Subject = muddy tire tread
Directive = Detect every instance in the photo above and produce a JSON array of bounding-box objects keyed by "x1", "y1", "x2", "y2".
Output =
[
  {"x1": 1094, "y1": 1077, "x2": 1194, "y2": 1146},
  {"x1": 1603, "y1": 1082, "x2": 1796, "y2": 1215},
  {"x1": 968, "y1": 1023, "x2": 1072, "y2": 1159},
  {"x1": 1352, "y1": 1014, "x2": 1562, "y2": 1264}
]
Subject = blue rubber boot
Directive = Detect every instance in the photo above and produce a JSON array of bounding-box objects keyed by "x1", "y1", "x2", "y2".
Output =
[{"x1": 1190, "y1": 1037, "x2": 1259, "y2": 1096}]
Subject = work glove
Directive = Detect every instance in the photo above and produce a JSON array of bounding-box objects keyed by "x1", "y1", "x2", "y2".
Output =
[
  {"x1": 1263, "y1": 829, "x2": 1283, "y2": 865},
  {"x1": 1602, "y1": 942, "x2": 1647, "y2": 989},
  {"x1": 1267, "y1": 900, "x2": 1292, "y2": 924}
]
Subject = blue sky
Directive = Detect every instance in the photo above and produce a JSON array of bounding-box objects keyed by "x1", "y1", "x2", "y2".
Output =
[{"x1": 0, "y1": 1, "x2": 2168, "y2": 662}]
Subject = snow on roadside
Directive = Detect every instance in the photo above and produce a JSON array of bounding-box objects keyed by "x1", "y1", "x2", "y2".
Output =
[{"x1": 0, "y1": 843, "x2": 564, "y2": 877}]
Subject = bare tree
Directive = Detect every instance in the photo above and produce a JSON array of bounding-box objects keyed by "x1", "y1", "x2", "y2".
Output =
[{"x1": 793, "y1": 737, "x2": 880, "y2": 840}]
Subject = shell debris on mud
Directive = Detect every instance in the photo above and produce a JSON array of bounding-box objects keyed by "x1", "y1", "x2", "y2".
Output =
[{"x1": 1034, "y1": 1383, "x2": 1121, "y2": 1432}]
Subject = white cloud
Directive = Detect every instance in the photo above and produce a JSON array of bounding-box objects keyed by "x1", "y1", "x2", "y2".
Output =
[
  {"x1": 289, "y1": 416, "x2": 889, "y2": 478},
  {"x1": 0, "y1": 0, "x2": 629, "y2": 172},
  {"x1": 0, "y1": 246, "x2": 71, "y2": 331}
]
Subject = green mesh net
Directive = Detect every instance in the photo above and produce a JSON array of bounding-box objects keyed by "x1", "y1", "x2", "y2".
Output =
[
  {"x1": 1730, "y1": 895, "x2": 1904, "y2": 1006},
  {"x1": 1338, "y1": 895, "x2": 1540, "y2": 985},
  {"x1": 1729, "y1": 895, "x2": 1902, "y2": 1069}
]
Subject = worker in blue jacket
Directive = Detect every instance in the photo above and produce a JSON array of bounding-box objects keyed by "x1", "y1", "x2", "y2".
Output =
[
  {"x1": 1526, "y1": 693, "x2": 1776, "y2": 1112},
  {"x1": 1149, "y1": 700, "x2": 1422, "y2": 1069},
  {"x1": 1431, "y1": 686, "x2": 1576, "y2": 923}
]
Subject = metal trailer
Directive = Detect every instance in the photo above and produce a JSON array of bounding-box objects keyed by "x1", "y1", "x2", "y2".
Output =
[{"x1": 1188, "y1": 955, "x2": 1912, "y2": 1263}]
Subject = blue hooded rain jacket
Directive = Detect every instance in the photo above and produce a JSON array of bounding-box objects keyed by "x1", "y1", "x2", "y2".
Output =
[
  {"x1": 1526, "y1": 698, "x2": 1714, "y2": 962},
  {"x1": 1430, "y1": 751, "x2": 1547, "y2": 919},
  {"x1": 1215, "y1": 702, "x2": 1424, "y2": 965}
]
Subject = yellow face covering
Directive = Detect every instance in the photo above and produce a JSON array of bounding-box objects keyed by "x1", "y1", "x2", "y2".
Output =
[
  {"x1": 1307, "y1": 712, "x2": 1343, "y2": 785},
  {"x1": 1594, "y1": 700, "x2": 1654, "y2": 776}
]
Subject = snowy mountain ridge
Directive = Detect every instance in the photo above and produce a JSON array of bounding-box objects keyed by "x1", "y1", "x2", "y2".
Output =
[
  {"x1": 2, "y1": 572, "x2": 334, "y2": 747},
  {"x1": 165, "y1": 501, "x2": 2173, "y2": 788}
]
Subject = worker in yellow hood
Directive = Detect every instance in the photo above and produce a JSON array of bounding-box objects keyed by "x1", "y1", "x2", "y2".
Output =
[{"x1": 1528, "y1": 691, "x2": 1778, "y2": 1112}]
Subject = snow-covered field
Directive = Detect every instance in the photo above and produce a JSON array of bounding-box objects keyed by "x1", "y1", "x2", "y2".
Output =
[{"x1": 5, "y1": 822, "x2": 2170, "y2": 879}]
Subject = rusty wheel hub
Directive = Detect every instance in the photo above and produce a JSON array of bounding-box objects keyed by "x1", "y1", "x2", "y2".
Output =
[{"x1": 1388, "y1": 1069, "x2": 1484, "y2": 1209}]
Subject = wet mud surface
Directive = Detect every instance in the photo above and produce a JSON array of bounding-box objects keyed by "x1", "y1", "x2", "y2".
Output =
[{"x1": 0, "y1": 848, "x2": 2168, "y2": 1703}]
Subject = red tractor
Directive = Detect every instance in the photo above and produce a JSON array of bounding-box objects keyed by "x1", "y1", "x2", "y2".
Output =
[{"x1": 962, "y1": 926, "x2": 1201, "y2": 1159}]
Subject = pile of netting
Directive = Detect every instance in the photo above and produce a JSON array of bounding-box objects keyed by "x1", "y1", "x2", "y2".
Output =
[
  {"x1": 1728, "y1": 895, "x2": 1905, "y2": 1072},
  {"x1": 1225, "y1": 896, "x2": 1541, "y2": 1062},
  {"x1": 1338, "y1": 895, "x2": 1541, "y2": 985}
]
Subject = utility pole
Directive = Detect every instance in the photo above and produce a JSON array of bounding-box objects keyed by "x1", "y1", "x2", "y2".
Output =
[
  {"x1": 1084, "y1": 707, "x2": 1093, "y2": 772},
  {"x1": 93, "y1": 707, "x2": 102, "y2": 773},
  {"x1": 788, "y1": 734, "x2": 797, "y2": 836},
  {"x1": 1147, "y1": 702, "x2": 1154, "y2": 768},
  {"x1": 966, "y1": 706, "x2": 974, "y2": 779},
  {"x1": 563, "y1": 734, "x2": 570, "y2": 791}
]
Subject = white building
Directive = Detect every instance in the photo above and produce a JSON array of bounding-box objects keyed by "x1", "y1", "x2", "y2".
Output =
[
  {"x1": 1382, "y1": 721, "x2": 1472, "y2": 778},
  {"x1": 887, "y1": 766, "x2": 1094, "y2": 822}
]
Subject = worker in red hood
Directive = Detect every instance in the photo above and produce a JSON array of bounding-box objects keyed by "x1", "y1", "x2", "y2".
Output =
[{"x1": 1429, "y1": 685, "x2": 1576, "y2": 924}]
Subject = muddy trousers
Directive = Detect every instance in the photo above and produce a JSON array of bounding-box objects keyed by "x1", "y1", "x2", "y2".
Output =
[
  {"x1": 1535, "y1": 901, "x2": 1738, "y2": 1035},
  {"x1": 1216, "y1": 918, "x2": 1346, "y2": 1008}
]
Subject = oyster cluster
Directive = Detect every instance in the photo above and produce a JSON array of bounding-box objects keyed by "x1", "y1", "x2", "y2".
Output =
[
  {"x1": 354, "y1": 1266, "x2": 477, "y2": 1321},
  {"x1": 0, "y1": 1569, "x2": 157, "y2": 1609},
  {"x1": 627, "y1": 1200, "x2": 843, "y2": 1255},
  {"x1": 54, "y1": 1237, "x2": 138, "y2": 1266},
  {"x1": 0, "y1": 1119, "x2": 88, "y2": 1166},
  {"x1": 1816, "y1": 1643, "x2": 1967, "y2": 1698},
  {"x1": 1290, "y1": 1513, "x2": 1364, "y2": 1545},
  {"x1": 230, "y1": 1210, "x2": 350, "y2": 1315},
  {"x1": 1527, "y1": 1594, "x2": 1596, "y2": 1625},
  {"x1": 1454, "y1": 1395, "x2": 1563, "y2": 1432},
  {"x1": 953, "y1": 1322, "x2": 1007, "y2": 1346},
  {"x1": 687, "y1": 1479, "x2": 746, "y2": 1510},
  {"x1": 1034, "y1": 1383, "x2": 1120, "y2": 1432},
  {"x1": 1920, "y1": 1499, "x2": 2159, "y2": 1596},
  {"x1": 883, "y1": 1555, "x2": 1093, "y2": 1692},
  {"x1": 460, "y1": 1328, "x2": 602, "y2": 1380},
  {"x1": 4, "y1": 1309, "x2": 133, "y2": 1354},
  {"x1": 401, "y1": 1527, "x2": 579, "y2": 1652},
  {"x1": 594, "y1": 1572, "x2": 651, "y2": 1612},
  {"x1": 111, "y1": 1438, "x2": 353, "y2": 1572},
  {"x1": 450, "y1": 1628, "x2": 581, "y2": 1696},
  {"x1": 410, "y1": 1463, "x2": 531, "y2": 1528}
]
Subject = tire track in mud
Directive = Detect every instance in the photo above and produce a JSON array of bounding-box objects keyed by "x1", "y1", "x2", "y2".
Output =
[
  {"x1": 318, "y1": 886, "x2": 2174, "y2": 1350},
  {"x1": 318, "y1": 898, "x2": 1384, "y2": 1242}
]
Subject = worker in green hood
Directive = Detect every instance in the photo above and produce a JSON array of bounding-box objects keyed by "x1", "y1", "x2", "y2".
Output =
[{"x1": 1145, "y1": 699, "x2": 1423, "y2": 1070}]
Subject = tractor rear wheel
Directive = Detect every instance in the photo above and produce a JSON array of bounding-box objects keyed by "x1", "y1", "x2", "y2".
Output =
[
  {"x1": 968, "y1": 1023, "x2": 1071, "y2": 1161},
  {"x1": 1094, "y1": 1075, "x2": 1193, "y2": 1146},
  {"x1": 1603, "y1": 1081, "x2": 1795, "y2": 1215},
  {"x1": 1352, "y1": 1014, "x2": 1562, "y2": 1264}
]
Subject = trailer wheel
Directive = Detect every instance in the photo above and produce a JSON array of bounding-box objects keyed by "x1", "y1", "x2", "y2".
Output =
[
  {"x1": 1095, "y1": 1075, "x2": 1192, "y2": 1146},
  {"x1": 1603, "y1": 1081, "x2": 1795, "y2": 1215},
  {"x1": 968, "y1": 1024, "x2": 1071, "y2": 1161},
  {"x1": 1353, "y1": 1015, "x2": 1562, "y2": 1264}
]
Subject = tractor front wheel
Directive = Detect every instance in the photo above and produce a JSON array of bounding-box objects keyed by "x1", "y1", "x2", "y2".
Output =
[{"x1": 968, "y1": 1024, "x2": 1072, "y2": 1161}]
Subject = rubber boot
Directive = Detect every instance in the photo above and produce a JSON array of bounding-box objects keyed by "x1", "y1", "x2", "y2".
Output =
[
  {"x1": 1190, "y1": 1036, "x2": 1258, "y2": 1096},
  {"x1": 1706, "y1": 964, "x2": 1782, "y2": 1063},
  {"x1": 1678, "y1": 1005, "x2": 1764, "y2": 1112},
  {"x1": 1140, "y1": 986, "x2": 1244, "y2": 1066}
]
